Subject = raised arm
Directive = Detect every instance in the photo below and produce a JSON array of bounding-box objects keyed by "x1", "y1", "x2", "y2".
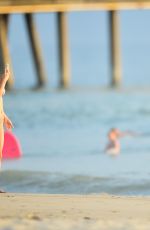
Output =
[
  {"x1": 117, "y1": 130, "x2": 139, "y2": 138},
  {"x1": 108, "y1": 128, "x2": 139, "y2": 139}
]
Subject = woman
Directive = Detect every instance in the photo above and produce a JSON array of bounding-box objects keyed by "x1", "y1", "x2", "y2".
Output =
[
  {"x1": 0, "y1": 64, "x2": 13, "y2": 168},
  {"x1": 105, "y1": 128, "x2": 121, "y2": 156},
  {"x1": 105, "y1": 128, "x2": 135, "y2": 156}
]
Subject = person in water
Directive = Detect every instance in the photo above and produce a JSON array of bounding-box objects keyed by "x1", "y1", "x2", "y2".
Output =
[
  {"x1": 0, "y1": 65, "x2": 13, "y2": 170},
  {"x1": 105, "y1": 128, "x2": 135, "y2": 156}
]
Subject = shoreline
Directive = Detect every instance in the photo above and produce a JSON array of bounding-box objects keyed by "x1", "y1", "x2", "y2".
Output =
[{"x1": 0, "y1": 193, "x2": 150, "y2": 229}]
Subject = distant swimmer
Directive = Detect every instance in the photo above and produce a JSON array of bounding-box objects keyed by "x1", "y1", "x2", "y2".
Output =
[{"x1": 105, "y1": 128, "x2": 137, "y2": 156}]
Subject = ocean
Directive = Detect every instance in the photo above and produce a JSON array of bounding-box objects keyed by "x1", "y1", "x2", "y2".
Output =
[
  {"x1": 1, "y1": 11, "x2": 150, "y2": 195},
  {"x1": 1, "y1": 89, "x2": 150, "y2": 195}
]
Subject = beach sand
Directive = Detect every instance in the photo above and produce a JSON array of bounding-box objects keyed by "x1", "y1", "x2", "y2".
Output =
[{"x1": 0, "y1": 193, "x2": 150, "y2": 230}]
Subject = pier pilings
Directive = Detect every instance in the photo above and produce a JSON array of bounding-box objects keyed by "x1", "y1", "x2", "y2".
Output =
[{"x1": 0, "y1": 1, "x2": 147, "y2": 89}]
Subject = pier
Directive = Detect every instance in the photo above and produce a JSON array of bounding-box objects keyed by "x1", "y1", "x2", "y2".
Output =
[{"x1": 0, "y1": 0, "x2": 149, "y2": 89}]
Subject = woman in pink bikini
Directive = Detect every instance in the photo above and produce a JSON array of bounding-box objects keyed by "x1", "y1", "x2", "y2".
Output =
[{"x1": 0, "y1": 64, "x2": 13, "y2": 169}]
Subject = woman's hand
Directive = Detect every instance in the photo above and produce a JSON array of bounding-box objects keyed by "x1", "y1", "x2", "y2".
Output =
[
  {"x1": 0, "y1": 64, "x2": 10, "y2": 96},
  {"x1": 1, "y1": 65, "x2": 10, "y2": 82},
  {"x1": 4, "y1": 64, "x2": 10, "y2": 81},
  {"x1": 4, "y1": 114, "x2": 14, "y2": 130}
]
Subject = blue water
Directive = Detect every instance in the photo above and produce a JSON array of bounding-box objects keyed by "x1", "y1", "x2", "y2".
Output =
[
  {"x1": 1, "y1": 89, "x2": 150, "y2": 195},
  {"x1": 1, "y1": 10, "x2": 150, "y2": 194}
]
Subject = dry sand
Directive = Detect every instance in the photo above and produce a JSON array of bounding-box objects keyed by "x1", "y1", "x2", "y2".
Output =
[{"x1": 0, "y1": 193, "x2": 150, "y2": 230}]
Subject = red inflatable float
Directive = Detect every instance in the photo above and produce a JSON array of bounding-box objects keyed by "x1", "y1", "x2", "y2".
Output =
[{"x1": 2, "y1": 131, "x2": 22, "y2": 159}]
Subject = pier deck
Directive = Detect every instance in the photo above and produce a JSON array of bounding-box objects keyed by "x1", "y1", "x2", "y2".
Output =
[{"x1": 0, "y1": 1, "x2": 150, "y2": 14}]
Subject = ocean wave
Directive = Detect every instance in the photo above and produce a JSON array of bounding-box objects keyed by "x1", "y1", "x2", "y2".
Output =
[{"x1": 1, "y1": 170, "x2": 150, "y2": 195}]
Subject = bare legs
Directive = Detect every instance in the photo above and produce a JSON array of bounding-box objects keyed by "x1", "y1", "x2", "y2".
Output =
[
  {"x1": 0, "y1": 119, "x2": 5, "y2": 193},
  {"x1": 0, "y1": 121, "x2": 4, "y2": 168}
]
